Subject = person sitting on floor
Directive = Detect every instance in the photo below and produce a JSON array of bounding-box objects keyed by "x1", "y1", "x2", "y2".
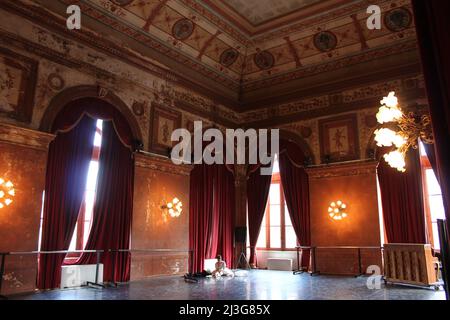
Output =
[{"x1": 212, "y1": 255, "x2": 234, "y2": 278}]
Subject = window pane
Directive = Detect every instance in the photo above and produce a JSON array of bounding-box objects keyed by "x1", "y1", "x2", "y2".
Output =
[
  {"x1": 270, "y1": 205, "x2": 281, "y2": 226},
  {"x1": 84, "y1": 191, "x2": 95, "y2": 221},
  {"x1": 272, "y1": 155, "x2": 279, "y2": 174},
  {"x1": 270, "y1": 227, "x2": 281, "y2": 248},
  {"x1": 84, "y1": 221, "x2": 91, "y2": 248},
  {"x1": 93, "y1": 132, "x2": 102, "y2": 147},
  {"x1": 426, "y1": 169, "x2": 441, "y2": 196},
  {"x1": 429, "y1": 195, "x2": 446, "y2": 221},
  {"x1": 86, "y1": 161, "x2": 99, "y2": 191},
  {"x1": 419, "y1": 141, "x2": 427, "y2": 157},
  {"x1": 93, "y1": 120, "x2": 103, "y2": 147},
  {"x1": 285, "y1": 206, "x2": 293, "y2": 226},
  {"x1": 68, "y1": 223, "x2": 77, "y2": 251},
  {"x1": 285, "y1": 226, "x2": 297, "y2": 249},
  {"x1": 269, "y1": 183, "x2": 280, "y2": 204},
  {"x1": 256, "y1": 227, "x2": 266, "y2": 248},
  {"x1": 432, "y1": 222, "x2": 441, "y2": 250}
]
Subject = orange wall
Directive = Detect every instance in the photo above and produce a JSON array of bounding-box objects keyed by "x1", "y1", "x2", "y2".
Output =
[
  {"x1": 130, "y1": 154, "x2": 191, "y2": 280},
  {"x1": 0, "y1": 124, "x2": 53, "y2": 295},
  {"x1": 307, "y1": 162, "x2": 383, "y2": 275}
]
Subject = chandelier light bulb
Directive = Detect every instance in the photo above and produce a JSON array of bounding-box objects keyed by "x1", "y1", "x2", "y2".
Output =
[
  {"x1": 163, "y1": 197, "x2": 183, "y2": 218},
  {"x1": 374, "y1": 128, "x2": 397, "y2": 147},
  {"x1": 328, "y1": 201, "x2": 348, "y2": 221},
  {"x1": 384, "y1": 151, "x2": 406, "y2": 172},
  {"x1": 0, "y1": 177, "x2": 15, "y2": 209},
  {"x1": 380, "y1": 91, "x2": 399, "y2": 108}
]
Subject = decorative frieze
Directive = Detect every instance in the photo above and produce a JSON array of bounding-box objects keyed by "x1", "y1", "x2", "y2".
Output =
[
  {"x1": 0, "y1": 123, "x2": 54, "y2": 151},
  {"x1": 134, "y1": 152, "x2": 193, "y2": 176},
  {"x1": 306, "y1": 161, "x2": 378, "y2": 180}
]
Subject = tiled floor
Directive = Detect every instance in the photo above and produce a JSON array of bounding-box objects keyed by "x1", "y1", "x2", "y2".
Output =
[{"x1": 10, "y1": 270, "x2": 446, "y2": 300}]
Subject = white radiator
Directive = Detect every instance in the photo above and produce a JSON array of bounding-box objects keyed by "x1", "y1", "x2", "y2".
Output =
[
  {"x1": 61, "y1": 264, "x2": 103, "y2": 289},
  {"x1": 267, "y1": 258, "x2": 293, "y2": 271}
]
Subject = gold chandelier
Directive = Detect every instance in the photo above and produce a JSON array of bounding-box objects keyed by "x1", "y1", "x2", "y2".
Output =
[{"x1": 374, "y1": 92, "x2": 433, "y2": 172}]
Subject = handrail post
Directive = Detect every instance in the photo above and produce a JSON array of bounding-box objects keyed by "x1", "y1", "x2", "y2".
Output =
[
  {"x1": 0, "y1": 253, "x2": 8, "y2": 300},
  {"x1": 293, "y1": 246, "x2": 304, "y2": 275},
  {"x1": 86, "y1": 250, "x2": 104, "y2": 289},
  {"x1": 310, "y1": 247, "x2": 319, "y2": 276},
  {"x1": 356, "y1": 248, "x2": 363, "y2": 277},
  {"x1": 110, "y1": 249, "x2": 117, "y2": 287},
  {"x1": 95, "y1": 250, "x2": 100, "y2": 284}
]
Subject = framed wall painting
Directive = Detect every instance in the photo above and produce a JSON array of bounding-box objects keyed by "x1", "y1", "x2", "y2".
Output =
[
  {"x1": 0, "y1": 47, "x2": 38, "y2": 123},
  {"x1": 319, "y1": 113, "x2": 360, "y2": 163},
  {"x1": 149, "y1": 103, "x2": 182, "y2": 156}
]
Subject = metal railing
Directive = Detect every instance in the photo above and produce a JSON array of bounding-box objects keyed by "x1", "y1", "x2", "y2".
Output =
[
  {"x1": 0, "y1": 248, "x2": 193, "y2": 299},
  {"x1": 247, "y1": 245, "x2": 383, "y2": 277}
]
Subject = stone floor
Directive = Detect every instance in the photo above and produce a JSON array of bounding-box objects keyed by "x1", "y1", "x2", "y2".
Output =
[{"x1": 9, "y1": 270, "x2": 446, "y2": 300}]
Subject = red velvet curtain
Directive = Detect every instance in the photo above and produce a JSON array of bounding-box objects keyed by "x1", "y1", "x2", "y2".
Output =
[
  {"x1": 189, "y1": 164, "x2": 214, "y2": 273},
  {"x1": 246, "y1": 166, "x2": 272, "y2": 265},
  {"x1": 37, "y1": 116, "x2": 97, "y2": 289},
  {"x1": 76, "y1": 121, "x2": 134, "y2": 283},
  {"x1": 413, "y1": 0, "x2": 450, "y2": 226},
  {"x1": 377, "y1": 148, "x2": 427, "y2": 243},
  {"x1": 214, "y1": 165, "x2": 235, "y2": 269},
  {"x1": 189, "y1": 164, "x2": 235, "y2": 273},
  {"x1": 423, "y1": 142, "x2": 439, "y2": 183},
  {"x1": 278, "y1": 140, "x2": 311, "y2": 269}
]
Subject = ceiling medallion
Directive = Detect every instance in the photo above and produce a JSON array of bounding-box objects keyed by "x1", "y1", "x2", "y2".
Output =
[
  {"x1": 314, "y1": 31, "x2": 338, "y2": 52},
  {"x1": 132, "y1": 100, "x2": 146, "y2": 117},
  {"x1": 47, "y1": 73, "x2": 65, "y2": 91},
  {"x1": 109, "y1": 0, "x2": 134, "y2": 6},
  {"x1": 384, "y1": 7, "x2": 412, "y2": 32},
  {"x1": 254, "y1": 50, "x2": 275, "y2": 70},
  {"x1": 220, "y1": 48, "x2": 239, "y2": 67},
  {"x1": 172, "y1": 19, "x2": 195, "y2": 41}
]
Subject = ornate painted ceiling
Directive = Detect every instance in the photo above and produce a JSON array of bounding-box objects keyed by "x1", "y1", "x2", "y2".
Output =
[
  {"x1": 211, "y1": 0, "x2": 323, "y2": 26},
  {"x1": 27, "y1": 0, "x2": 419, "y2": 111}
]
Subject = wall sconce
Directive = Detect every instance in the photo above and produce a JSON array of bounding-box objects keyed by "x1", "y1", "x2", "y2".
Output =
[
  {"x1": 161, "y1": 197, "x2": 182, "y2": 218},
  {"x1": 328, "y1": 200, "x2": 347, "y2": 221},
  {"x1": 0, "y1": 178, "x2": 15, "y2": 209}
]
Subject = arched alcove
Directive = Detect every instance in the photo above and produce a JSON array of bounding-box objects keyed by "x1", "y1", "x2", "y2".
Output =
[{"x1": 40, "y1": 85, "x2": 143, "y2": 144}]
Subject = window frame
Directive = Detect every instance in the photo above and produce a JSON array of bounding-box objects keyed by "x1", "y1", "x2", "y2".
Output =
[{"x1": 420, "y1": 148, "x2": 444, "y2": 250}]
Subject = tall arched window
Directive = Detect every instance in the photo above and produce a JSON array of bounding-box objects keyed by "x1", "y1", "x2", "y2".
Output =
[
  {"x1": 256, "y1": 155, "x2": 297, "y2": 251},
  {"x1": 65, "y1": 119, "x2": 103, "y2": 261}
]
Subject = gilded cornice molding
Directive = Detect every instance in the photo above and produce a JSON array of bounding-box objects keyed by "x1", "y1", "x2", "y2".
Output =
[
  {"x1": 134, "y1": 152, "x2": 193, "y2": 176},
  {"x1": 0, "y1": 123, "x2": 55, "y2": 151},
  {"x1": 305, "y1": 161, "x2": 378, "y2": 180}
]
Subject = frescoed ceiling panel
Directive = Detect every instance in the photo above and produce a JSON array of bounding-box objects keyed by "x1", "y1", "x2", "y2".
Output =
[
  {"x1": 219, "y1": 0, "x2": 323, "y2": 26},
  {"x1": 27, "y1": 0, "x2": 419, "y2": 110}
]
